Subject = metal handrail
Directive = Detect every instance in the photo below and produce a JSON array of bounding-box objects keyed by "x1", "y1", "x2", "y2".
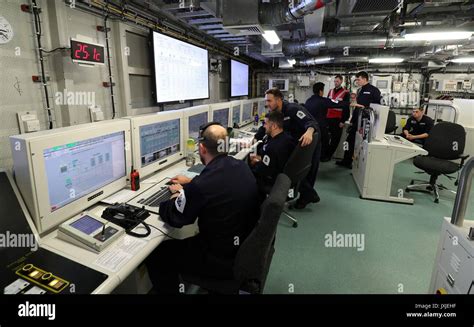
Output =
[{"x1": 451, "y1": 157, "x2": 474, "y2": 227}]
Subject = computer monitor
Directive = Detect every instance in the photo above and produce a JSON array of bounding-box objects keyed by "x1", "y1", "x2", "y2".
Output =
[
  {"x1": 230, "y1": 101, "x2": 242, "y2": 127},
  {"x1": 152, "y1": 31, "x2": 209, "y2": 103},
  {"x1": 230, "y1": 59, "x2": 249, "y2": 97},
  {"x1": 370, "y1": 103, "x2": 389, "y2": 142},
  {"x1": 210, "y1": 102, "x2": 231, "y2": 127},
  {"x1": 10, "y1": 120, "x2": 132, "y2": 234},
  {"x1": 182, "y1": 105, "x2": 210, "y2": 143},
  {"x1": 125, "y1": 110, "x2": 184, "y2": 178},
  {"x1": 257, "y1": 98, "x2": 266, "y2": 116},
  {"x1": 241, "y1": 100, "x2": 254, "y2": 125}
]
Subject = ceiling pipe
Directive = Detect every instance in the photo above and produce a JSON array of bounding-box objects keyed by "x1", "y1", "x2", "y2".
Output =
[
  {"x1": 284, "y1": 34, "x2": 472, "y2": 56},
  {"x1": 259, "y1": 0, "x2": 333, "y2": 26},
  {"x1": 296, "y1": 56, "x2": 370, "y2": 66}
]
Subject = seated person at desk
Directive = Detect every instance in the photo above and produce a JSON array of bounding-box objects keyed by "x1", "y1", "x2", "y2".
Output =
[
  {"x1": 145, "y1": 123, "x2": 260, "y2": 294},
  {"x1": 249, "y1": 110, "x2": 295, "y2": 193},
  {"x1": 401, "y1": 107, "x2": 434, "y2": 145}
]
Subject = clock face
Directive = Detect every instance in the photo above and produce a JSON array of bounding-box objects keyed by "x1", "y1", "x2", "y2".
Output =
[{"x1": 0, "y1": 16, "x2": 14, "y2": 44}]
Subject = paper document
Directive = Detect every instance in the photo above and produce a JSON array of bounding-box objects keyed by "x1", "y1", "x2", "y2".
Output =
[{"x1": 93, "y1": 236, "x2": 147, "y2": 272}]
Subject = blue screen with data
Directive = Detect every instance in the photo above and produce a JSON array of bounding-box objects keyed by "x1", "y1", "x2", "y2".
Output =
[
  {"x1": 213, "y1": 108, "x2": 229, "y2": 127},
  {"x1": 232, "y1": 106, "x2": 241, "y2": 126},
  {"x1": 43, "y1": 132, "x2": 126, "y2": 212},
  {"x1": 140, "y1": 119, "x2": 180, "y2": 167},
  {"x1": 188, "y1": 112, "x2": 208, "y2": 141},
  {"x1": 242, "y1": 103, "x2": 253, "y2": 122}
]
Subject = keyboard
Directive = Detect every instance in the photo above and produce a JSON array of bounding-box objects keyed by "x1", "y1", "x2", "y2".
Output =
[{"x1": 137, "y1": 187, "x2": 172, "y2": 207}]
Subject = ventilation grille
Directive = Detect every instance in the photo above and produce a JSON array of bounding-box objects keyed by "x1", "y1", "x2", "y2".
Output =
[{"x1": 352, "y1": 0, "x2": 399, "y2": 13}]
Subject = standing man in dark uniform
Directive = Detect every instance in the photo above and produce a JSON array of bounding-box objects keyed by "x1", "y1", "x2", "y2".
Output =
[
  {"x1": 304, "y1": 81, "x2": 350, "y2": 162},
  {"x1": 250, "y1": 110, "x2": 296, "y2": 193},
  {"x1": 402, "y1": 107, "x2": 434, "y2": 146},
  {"x1": 336, "y1": 71, "x2": 381, "y2": 169},
  {"x1": 324, "y1": 75, "x2": 350, "y2": 161},
  {"x1": 263, "y1": 88, "x2": 320, "y2": 209},
  {"x1": 145, "y1": 123, "x2": 259, "y2": 294}
]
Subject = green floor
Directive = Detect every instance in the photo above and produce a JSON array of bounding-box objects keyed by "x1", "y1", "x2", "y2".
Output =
[{"x1": 265, "y1": 159, "x2": 474, "y2": 294}]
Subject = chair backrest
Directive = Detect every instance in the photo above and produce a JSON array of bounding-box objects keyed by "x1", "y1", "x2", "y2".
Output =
[
  {"x1": 385, "y1": 110, "x2": 397, "y2": 134},
  {"x1": 424, "y1": 122, "x2": 466, "y2": 160},
  {"x1": 283, "y1": 132, "x2": 318, "y2": 186},
  {"x1": 233, "y1": 173, "x2": 291, "y2": 294}
]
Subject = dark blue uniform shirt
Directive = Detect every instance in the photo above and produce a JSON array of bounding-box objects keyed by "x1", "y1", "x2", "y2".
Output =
[{"x1": 159, "y1": 155, "x2": 259, "y2": 258}]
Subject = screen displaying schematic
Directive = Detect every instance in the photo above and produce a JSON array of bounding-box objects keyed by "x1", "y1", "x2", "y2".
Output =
[
  {"x1": 140, "y1": 119, "x2": 181, "y2": 167},
  {"x1": 188, "y1": 112, "x2": 208, "y2": 141},
  {"x1": 232, "y1": 106, "x2": 241, "y2": 126},
  {"x1": 242, "y1": 103, "x2": 253, "y2": 122},
  {"x1": 43, "y1": 132, "x2": 126, "y2": 213},
  {"x1": 213, "y1": 108, "x2": 229, "y2": 127},
  {"x1": 152, "y1": 31, "x2": 209, "y2": 103}
]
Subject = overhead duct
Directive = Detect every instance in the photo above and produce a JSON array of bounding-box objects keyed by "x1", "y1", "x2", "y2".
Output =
[
  {"x1": 284, "y1": 34, "x2": 472, "y2": 56},
  {"x1": 296, "y1": 56, "x2": 370, "y2": 66},
  {"x1": 259, "y1": 0, "x2": 333, "y2": 26}
]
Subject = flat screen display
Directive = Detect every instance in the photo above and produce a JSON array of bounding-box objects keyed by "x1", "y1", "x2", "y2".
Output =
[
  {"x1": 152, "y1": 31, "x2": 209, "y2": 103},
  {"x1": 231, "y1": 60, "x2": 249, "y2": 97}
]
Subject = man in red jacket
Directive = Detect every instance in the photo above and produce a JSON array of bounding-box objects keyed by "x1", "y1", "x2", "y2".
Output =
[{"x1": 322, "y1": 75, "x2": 350, "y2": 162}]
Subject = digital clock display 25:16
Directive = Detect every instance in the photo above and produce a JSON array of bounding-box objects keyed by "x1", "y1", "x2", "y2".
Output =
[{"x1": 70, "y1": 39, "x2": 105, "y2": 64}]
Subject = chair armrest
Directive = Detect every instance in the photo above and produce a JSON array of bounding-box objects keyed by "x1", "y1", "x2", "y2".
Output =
[{"x1": 460, "y1": 154, "x2": 470, "y2": 168}]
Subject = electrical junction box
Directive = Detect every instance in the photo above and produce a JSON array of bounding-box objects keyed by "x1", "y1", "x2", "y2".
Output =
[
  {"x1": 17, "y1": 112, "x2": 41, "y2": 134},
  {"x1": 297, "y1": 75, "x2": 310, "y2": 87},
  {"x1": 89, "y1": 105, "x2": 105, "y2": 122}
]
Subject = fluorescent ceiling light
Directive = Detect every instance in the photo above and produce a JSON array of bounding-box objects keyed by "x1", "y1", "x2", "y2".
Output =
[
  {"x1": 262, "y1": 30, "x2": 280, "y2": 45},
  {"x1": 404, "y1": 31, "x2": 472, "y2": 41},
  {"x1": 451, "y1": 57, "x2": 474, "y2": 63},
  {"x1": 369, "y1": 57, "x2": 404, "y2": 64},
  {"x1": 312, "y1": 57, "x2": 332, "y2": 64}
]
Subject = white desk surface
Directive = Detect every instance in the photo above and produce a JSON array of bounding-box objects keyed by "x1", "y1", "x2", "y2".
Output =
[
  {"x1": 40, "y1": 146, "x2": 255, "y2": 294},
  {"x1": 41, "y1": 158, "x2": 199, "y2": 294}
]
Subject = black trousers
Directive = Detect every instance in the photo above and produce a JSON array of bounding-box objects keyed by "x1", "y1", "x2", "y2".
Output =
[
  {"x1": 324, "y1": 119, "x2": 344, "y2": 159},
  {"x1": 298, "y1": 137, "x2": 322, "y2": 201},
  {"x1": 320, "y1": 124, "x2": 330, "y2": 158},
  {"x1": 342, "y1": 130, "x2": 356, "y2": 164},
  {"x1": 145, "y1": 235, "x2": 234, "y2": 294}
]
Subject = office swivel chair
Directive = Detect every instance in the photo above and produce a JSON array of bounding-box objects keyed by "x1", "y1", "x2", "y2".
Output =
[
  {"x1": 282, "y1": 133, "x2": 318, "y2": 228},
  {"x1": 181, "y1": 173, "x2": 291, "y2": 294},
  {"x1": 405, "y1": 122, "x2": 469, "y2": 203},
  {"x1": 385, "y1": 110, "x2": 398, "y2": 134}
]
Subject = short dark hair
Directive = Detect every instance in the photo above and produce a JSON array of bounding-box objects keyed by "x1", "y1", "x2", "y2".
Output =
[
  {"x1": 265, "y1": 88, "x2": 284, "y2": 99},
  {"x1": 313, "y1": 82, "x2": 325, "y2": 95},
  {"x1": 356, "y1": 71, "x2": 369, "y2": 80},
  {"x1": 335, "y1": 74, "x2": 343, "y2": 80},
  {"x1": 265, "y1": 110, "x2": 284, "y2": 129}
]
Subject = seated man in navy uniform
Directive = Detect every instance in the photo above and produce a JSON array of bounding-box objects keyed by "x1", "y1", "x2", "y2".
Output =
[
  {"x1": 401, "y1": 107, "x2": 434, "y2": 146},
  {"x1": 249, "y1": 110, "x2": 295, "y2": 194},
  {"x1": 145, "y1": 123, "x2": 259, "y2": 294}
]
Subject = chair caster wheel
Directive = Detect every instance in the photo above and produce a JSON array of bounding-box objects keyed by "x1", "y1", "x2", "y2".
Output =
[
  {"x1": 292, "y1": 222, "x2": 298, "y2": 228},
  {"x1": 434, "y1": 199, "x2": 439, "y2": 203}
]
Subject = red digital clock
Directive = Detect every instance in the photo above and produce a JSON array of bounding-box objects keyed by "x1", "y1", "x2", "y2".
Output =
[{"x1": 70, "y1": 39, "x2": 105, "y2": 65}]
